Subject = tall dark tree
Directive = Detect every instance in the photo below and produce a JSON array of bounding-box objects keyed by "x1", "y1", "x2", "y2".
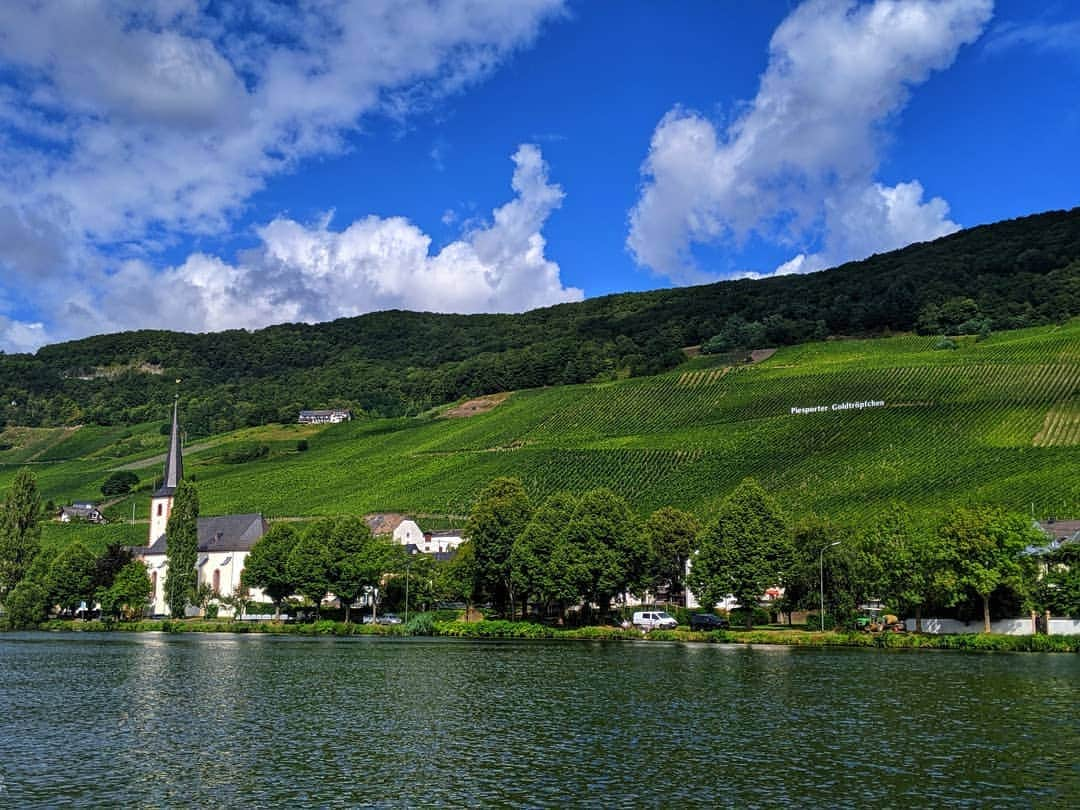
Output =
[
  {"x1": 164, "y1": 479, "x2": 199, "y2": 618},
  {"x1": 689, "y1": 478, "x2": 791, "y2": 628},
  {"x1": 466, "y1": 477, "x2": 532, "y2": 616},
  {"x1": 0, "y1": 468, "x2": 42, "y2": 600},
  {"x1": 242, "y1": 523, "x2": 300, "y2": 619},
  {"x1": 98, "y1": 560, "x2": 153, "y2": 620}
]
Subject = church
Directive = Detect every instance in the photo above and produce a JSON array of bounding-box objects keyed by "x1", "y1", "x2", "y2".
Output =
[{"x1": 135, "y1": 399, "x2": 269, "y2": 616}]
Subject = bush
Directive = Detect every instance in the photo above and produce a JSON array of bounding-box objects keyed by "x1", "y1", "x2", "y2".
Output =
[
  {"x1": 296, "y1": 439, "x2": 309, "y2": 452},
  {"x1": 101, "y1": 470, "x2": 139, "y2": 497},
  {"x1": 933, "y1": 336, "x2": 958, "y2": 350},
  {"x1": 405, "y1": 612, "x2": 436, "y2": 636},
  {"x1": 4, "y1": 580, "x2": 50, "y2": 628},
  {"x1": 728, "y1": 606, "x2": 771, "y2": 627},
  {"x1": 221, "y1": 444, "x2": 270, "y2": 464}
]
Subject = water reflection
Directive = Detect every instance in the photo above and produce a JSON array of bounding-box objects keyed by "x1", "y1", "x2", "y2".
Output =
[{"x1": 0, "y1": 633, "x2": 1076, "y2": 807}]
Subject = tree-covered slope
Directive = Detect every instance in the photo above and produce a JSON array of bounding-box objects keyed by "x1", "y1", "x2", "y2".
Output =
[
  {"x1": 1, "y1": 207, "x2": 1078, "y2": 433},
  {"x1": 4, "y1": 321, "x2": 1077, "y2": 527}
]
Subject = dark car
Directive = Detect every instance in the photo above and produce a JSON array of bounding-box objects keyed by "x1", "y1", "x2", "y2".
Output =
[{"x1": 689, "y1": 613, "x2": 729, "y2": 631}]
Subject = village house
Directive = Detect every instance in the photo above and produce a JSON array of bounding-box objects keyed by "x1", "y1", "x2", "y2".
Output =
[
  {"x1": 133, "y1": 400, "x2": 268, "y2": 616},
  {"x1": 298, "y1": 408, "x2": 352, "y2": 424},
  {"x1": 59, "y1": 502, "x2": 106, "y2": 524}
]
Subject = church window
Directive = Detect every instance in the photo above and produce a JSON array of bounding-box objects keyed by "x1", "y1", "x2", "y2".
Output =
[
  {"x1": 157, "y1": 503, "x2": 163, "y2": 517},
  {"x1": 151, "y1": 572, "x2": 157, "y2": 598},
  {"x1": 213, "y1": 569, "x2": 220, "y2": 593}
]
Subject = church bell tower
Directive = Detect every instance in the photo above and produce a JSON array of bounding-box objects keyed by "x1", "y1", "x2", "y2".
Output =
[{"x1": 149, "y1": 395, "x2": 183, "y2": 545}]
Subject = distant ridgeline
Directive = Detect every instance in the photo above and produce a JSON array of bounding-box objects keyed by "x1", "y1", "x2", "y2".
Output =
[{"x1": 2, "y1": 206, "x2": 1079, "y2": 433}]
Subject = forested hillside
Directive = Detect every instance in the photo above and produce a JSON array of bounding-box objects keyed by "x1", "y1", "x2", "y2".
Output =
[{"x1": 2, "y1": 206, "x2": 1078, "y2": 434}]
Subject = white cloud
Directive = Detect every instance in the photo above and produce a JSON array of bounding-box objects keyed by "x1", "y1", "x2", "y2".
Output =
[
  {"x1": 0, "y1": 0, "x2": 567, "y2": 351},
  {"x1": 627, "y1": 0, "x2": 991, "y2": 282},
  {"x1": 6, "y1": 145, "x2": 580, "y2": 348},
  {"x1": 984, "y1": 18, "x2": 1080, "y2": 58}
]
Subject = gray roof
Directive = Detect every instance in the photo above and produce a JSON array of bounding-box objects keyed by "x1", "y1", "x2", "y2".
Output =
[
  {"x1": 140, "y1": 514, "x2": 267, "y2": 556},
  {"x1": 155, "y1": 398, "x2": 184, "y2": 497},
  {"x1": 1039, "y1": 520, "x2": 1080, "y2": 542}
]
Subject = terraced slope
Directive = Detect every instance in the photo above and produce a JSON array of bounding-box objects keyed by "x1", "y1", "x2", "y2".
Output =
[{"x1": 2, "y1": 322, "x2": 1077, "y2": 524}]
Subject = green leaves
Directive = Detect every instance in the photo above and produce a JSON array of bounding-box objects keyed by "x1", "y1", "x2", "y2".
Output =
[{"x1": 0, "y1": 468, "x2": 41, "y2": 597}]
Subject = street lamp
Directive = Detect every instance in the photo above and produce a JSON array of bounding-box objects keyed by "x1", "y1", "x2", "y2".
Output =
[
  {"x1": 404, "y1": 555, "x2": 412, "y2": 628},
  {"x1": 819, "y1": 541, "x2": 841, "y2": 631}
]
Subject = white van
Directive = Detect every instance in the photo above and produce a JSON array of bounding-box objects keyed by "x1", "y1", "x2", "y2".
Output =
[{"x1": 632, "y1": 610, "x2": 678, "y2": 630}]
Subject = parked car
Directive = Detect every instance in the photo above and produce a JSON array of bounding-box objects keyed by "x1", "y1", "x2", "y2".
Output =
[
  {"x1": 689, "y1": 613, "x2": 729, "y2": 631},
  {"x1": 632, "y1": 610, "x2": 678, "y2": 630},
  {"x1": 376, "y1": 613, "x2": 403, "y2": 625}
]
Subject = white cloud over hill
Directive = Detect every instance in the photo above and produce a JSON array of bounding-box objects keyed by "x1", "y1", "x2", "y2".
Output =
[{"x1": 627, "y1": 0, "x2": 992, "y2": 283}]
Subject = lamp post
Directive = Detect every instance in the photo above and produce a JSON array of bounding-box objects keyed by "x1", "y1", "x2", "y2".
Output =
[{"x1": 819, "y1": 541, "x2": 841, "y2": 631}]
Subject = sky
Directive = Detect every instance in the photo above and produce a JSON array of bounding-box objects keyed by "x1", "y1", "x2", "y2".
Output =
[{"x1": 0, "y1": 0, "x2": 1077, "y2": 353}]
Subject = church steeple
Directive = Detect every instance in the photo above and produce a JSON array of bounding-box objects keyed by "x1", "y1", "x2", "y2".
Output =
[
  {"x1": 155, "y1": 395, "x2": 183, "y2": 497},
  {"x1": 149, "y1": 389, "x2": 182, "y2": 545}
]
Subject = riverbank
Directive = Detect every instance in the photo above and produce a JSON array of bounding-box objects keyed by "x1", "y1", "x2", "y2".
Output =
[{"x1": 21, "y1": 617, "x2": 1080, "y2": 652}]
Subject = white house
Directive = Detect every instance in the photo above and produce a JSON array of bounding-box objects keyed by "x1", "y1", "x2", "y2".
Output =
[
  {"x1": 134, "y1": 399, "x2": 268, "y2": 616},
  {"x1": 391, "y1": 519, "x2": 466, "y2": 556},
  {"x1": 298, "y1": 409, "x2": 352, "y2": 424}
]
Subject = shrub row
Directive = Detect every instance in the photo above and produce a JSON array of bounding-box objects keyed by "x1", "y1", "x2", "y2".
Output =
[{"x1": 20, "y1": 619, "x2": 1080, "y2": 652}]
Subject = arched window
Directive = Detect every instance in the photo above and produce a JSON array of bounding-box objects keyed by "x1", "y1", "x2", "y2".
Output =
[
  {"x1": 212, "y1": 569, "x2": 220, "y2": 594},
  {"x1": 157, "y1": 503, "x2": 163, "y2": 517},
  {"x1": 151, "y1": 571, "x2": 157, "y2": 598}
]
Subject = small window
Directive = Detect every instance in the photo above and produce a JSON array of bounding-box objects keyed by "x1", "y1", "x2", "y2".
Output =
[
  {"x1": 212, "y1": 569, "x2": 221, "y2": 593},
  {"x1": 157, "y1": 503, "x2": 163, "y2": 517},
  {"x1": 151, "y1": 571, "x2": 157, "y2": 598}
]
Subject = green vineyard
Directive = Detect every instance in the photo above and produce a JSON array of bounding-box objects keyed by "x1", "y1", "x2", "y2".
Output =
[{"x1": 2, "y1": 320, "x2": 1078, "y2": 526}]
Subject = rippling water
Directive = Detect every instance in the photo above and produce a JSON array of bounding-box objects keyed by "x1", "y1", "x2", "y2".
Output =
[{"x1": 0, "y1": 633, "x2": 1077, "y2": 807}]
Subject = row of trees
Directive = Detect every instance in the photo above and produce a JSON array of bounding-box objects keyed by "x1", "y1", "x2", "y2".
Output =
[
  {"x1": 2, "y1": 468, "x2": 1074, "y2": 631},
  {"x1": 0, "y1": 470, "x2": 152, "y2": 627},
  {"x1": 461, "y1": 476, "x2": 1068, "y2": 631}
]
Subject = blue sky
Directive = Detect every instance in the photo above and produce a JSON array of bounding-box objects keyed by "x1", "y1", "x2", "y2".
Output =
[{"x1": 0, "y1": 0, "x2": 1077, "y2": 352}]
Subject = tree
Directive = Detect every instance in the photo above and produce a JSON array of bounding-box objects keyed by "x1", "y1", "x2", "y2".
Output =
[
  {"x1": 1036, "y1": 542, "x2": 1080, "y2": 619},
  {"x1": 688, "y1": 478, "x2": 790, "y2": 628},
  {"x1": 3, "y1": 579, "x2": 49, "y2": 628},
  {"x1": 861, "y1": 505, "x2": 957, "y2": 632},
  {"x1": 93, "y1": 543, "x2": 134, "y2": 595},
  {"x1": 99, "y1": 560, "x2": 153, "y2": 620},
  {"x1": 441, "y1": 540, "x2": 479, "y2": 613},
  {"x1": 101, "y1": 470, "x2": 139, "y2": 497},
  {"x1": 286, "y1": 521, "x2": 334, "y2": 619},
  {"x1": 221, "y1": 583, "x2": 253, "y2": 621},
  {"x1": 47, "y1": 541, "x2": 98, "y2": 615},
  {"x1": 466, "y1": 477, "x2": 532, "y2": 616},
  {"x1": 778, "y1": 514, "x2": 849, "y2": 625},
  {"x1": 164, "y1": 479, "x2": 199, "y2": 617},
  {"x1": 327, "y1": 516, "x2": 392, "y2": 623},
  {"x1": 642, "y1": 506, "x2": 701, "y2": 605},
  {"x1": 939, "y1": 507, "x2": 1041, "y2": 633},
  {"x1": 510, "y1": 492, "x2": 578, "y2": 617},
  {"x1": 553, "y1": 488, "x2": 642, "y2": 618},
  {"x1": 242, "y1": 523, "x2": 300, "y2": 619},
  {"x1": 0, "y1": 468, "x2": 42, "y2": 599}
]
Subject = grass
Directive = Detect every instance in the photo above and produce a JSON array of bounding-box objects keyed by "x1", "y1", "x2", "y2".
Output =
[{"x1": 2, "y1": 321, "x2": 1078, "y2": 529}]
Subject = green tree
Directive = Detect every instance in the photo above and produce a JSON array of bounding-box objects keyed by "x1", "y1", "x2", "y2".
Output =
[
  {"x1": 778, "y1": 514, "x2": 848, "y2": 625},
  {"x1": 441, "y1": 540, "x2": 479, "y2": 612},
  {"x1": 47, "y1": 541, "x2": 98, "y2": 615},
  {"x1": 99, "y1": 560, "x2": 153, "y2": 620},
  {"x1": 328, "y1": 516, "x2": 393, "y2": 623},
  {"x1": 1036, "y1": 542, "x2": 1080, "y2": 618},
  {"x1": 3, "y1": 579, "x2": 49, "y2": 628},
  {"x1": 510, "y1": 492, "x2": 578, "y2": 617},
  {"x1": 242, "y1": 523, "x2": 300, "y2": 619},
  {"x1": 642, "y1": 506, "x2": 701, "y2": 605},
  {"x1": 101, "y1": 470, "x2": 139, "y2": 497},
  {"x1": 286, "y1": 521, "x2": 335, "y2": 619},
  {"x1": 553, "y1": 488, "x2": 642, "y2": 618},
  {"x1": 466, "y1": 477, "x2": 532, "y2": 616},
  {"x1": 688, "y1": 479, "x2": 790, "y2": 628},
  {"x1": 164, "y1": 479, "x2": 200, "y2": 618},
  {"x1": 939, "y1": 507, "x2": 1041, "y2": 633},
  {"x1": 861, "y1": 505, "x2": 957, "y2": 631},
  {"x1": 0, "y1": 468, "x2": 42, "y2": 599}
]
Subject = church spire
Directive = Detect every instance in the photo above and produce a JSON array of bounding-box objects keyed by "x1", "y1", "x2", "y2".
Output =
[{"x1": 155, "y1": 391, "x2": 183, "y2": 497}]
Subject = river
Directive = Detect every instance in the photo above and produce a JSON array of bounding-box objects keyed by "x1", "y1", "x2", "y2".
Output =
[{"x1": 0, "y1": 632, "x2": 1076, "y2": 807}]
